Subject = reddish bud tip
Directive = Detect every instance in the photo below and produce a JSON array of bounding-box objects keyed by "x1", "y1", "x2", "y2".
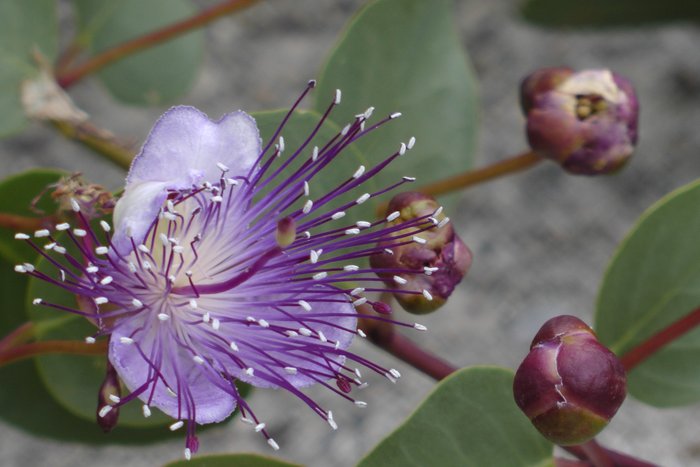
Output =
[
  {"x1": 275, "y1": 217, "x2": 296, "y2": 247},
  {"x1": 96, "y1": 360, "x2": 121, "y2": 433}
]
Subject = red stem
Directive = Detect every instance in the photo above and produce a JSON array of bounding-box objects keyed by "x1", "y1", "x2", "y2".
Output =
[
  {"x1": 56, "y1": 0, "x2": 260, "y2": 88},
  {"x1": 619, "y1": 306, "x2": 700, "y2": 372},
  {"x1": 0, "y1": 212, "x2": 54, "y2": 232},
  {"x1": 0, "y1": 340, "x2": 108, "y2": 367},
  {"x1": 0, "y1": 323, "x2": 35, "y2": 352},
  {"x1": 382, "y1": 332, "x2": 456, "y2": 381}
]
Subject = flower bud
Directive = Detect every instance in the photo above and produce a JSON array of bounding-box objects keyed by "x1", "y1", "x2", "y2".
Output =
[
  {"x1": 370, "y1": 192, "x2": 472, "y2": 314},
  {"x1": 513, "y1": 315, "x2": 626, "y2": 446},
  {"x1": 521, "y1": 68, "x2": 639, "y2": 175},
  {"x1": 96, "y1": 360, "x2": 121, "y2": 433}
]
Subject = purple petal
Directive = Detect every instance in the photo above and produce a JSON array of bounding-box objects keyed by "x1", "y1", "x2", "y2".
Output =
[{"x1": 109, "y1": 316, "x2": 237, "y2": 424}]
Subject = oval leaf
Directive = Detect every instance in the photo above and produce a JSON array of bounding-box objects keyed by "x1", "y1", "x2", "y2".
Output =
[
  {"x1": 165, "y1": 454, "x2": 301, "y2": 467},
  {"x1": 0, "y1": 0, "x2": 57, "y2": 137},
  {"x1": 73, "y1": 0, "x2": 204, "y2": 105},
  {"x1": 358, "y1": 366, "x2": 553, "y2": 467},
  {"x1": 521, "y1": 0, "x2": 700, "y2": 28},
  {"x1": 596, "y1": 179, "x2": 700, "y2": 406},
  {"x1": 315, "y1": 0, "x2": 478, "y2": 214}
]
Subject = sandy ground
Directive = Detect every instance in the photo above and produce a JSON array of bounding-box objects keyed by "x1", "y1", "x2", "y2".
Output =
[{"x1": 2, "y1": 0, "x2": 700, "y2": 465}]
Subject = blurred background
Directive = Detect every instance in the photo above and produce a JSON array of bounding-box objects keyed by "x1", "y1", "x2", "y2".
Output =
[{"x1": 2, "y1": 0, "x2": 700, "y2": 465}]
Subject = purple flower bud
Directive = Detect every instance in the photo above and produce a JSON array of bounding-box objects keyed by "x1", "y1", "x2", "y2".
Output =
[
  {"x1": 513, "y1": 315, "x2": 627, "y2": 446},
  {"x1": 96, "y1": 360, "x2": 120, "y2": 433},
  {"x1": 370, "y1": 192, "x2": 472, "y2": 314},
  {"x1": 522, "y1": 68, "x2": 639, "y2": 175}
]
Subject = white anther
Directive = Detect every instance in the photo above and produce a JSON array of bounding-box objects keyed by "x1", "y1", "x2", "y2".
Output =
[
  {"x1": 341, "y1": 124, "x2": 351, "y2": 136},
  {"x1": 318, "y1": 331, "x2": 328, "y2": 342},
  {"x1": 414, "y1": 323, "x2": 428, "y2": 331},
  {"x1": 357, "y1": 329, "x2": 367, "y2": 338},
  {"x1": 433, "y1": 206, "x2": 444, "y2": 216},
  {"x1": 354, "y1": 368, "x2": 362, "y2": 378},
  {"x1": 364, "y1": 106, "x2": 375, "y2": 119},
  {"x1": 327, "y1": 412, "x2": 338, "y2": 430},
  {"x1": 169, "y1": 421, "x2": 184, "y2": 431},
  {"x1": 407, "y1": 135, "x2": 417, "y2": 149},
  {"x1": 163, "y1": 211, "x2": 177, "y2": 222},
  {"x1": 385, "y1": 372, "x2": 398, "y2": 384},
  {"x1": 53, "y1": 246, "x2": 66, "y2": 254},
  {"x1": 229, "y1": 341, "x2": 239, "y2": 352},
  {"x1": 68, "y1": 198, "x2": 80, "y2": 212},
  {"x1": 313, "y1": 272, "x2": 328, "y2": 280},
  {"x1": 353, "y1": 297, "x2": 368, "y2": 307},
  {"x1": 302, "y1": 199, "x2": 313, "y2": 214},
  {"x1": 299, "y1": 300, "x2": 312, "y2": 311},
  {"x1": 99, "y1": 220, "x2": 111, "y2": 232},
  {"x1": 399, "y1": 142, "x2": 407, "y2": 155},
  {"x1": 335, "y1": 341, "x2": 341, "y2": 350},
  {"x1": 390, "y1": 368, "x2": 402, "y2": 379},
  {"x1": 312, "y1": 146, "x2": 319, "y2": 161},
  {"x1": 308, "y1": 79, "x2": 317, "y2": 87},
  {"x1": 43, "y1": 242, "x2": 56, "y2": 251},
  {"x1": 189, "y1": 299, "x2": 198, "y2": 310},
  {"x1": 131, "y1": 298, "x2": 143, "y2": 308},
  {"x1": 87, "y1": 265, "x2": 99, "y2": 273},
  {"x1": 393, "y1": 275, "x2": 408, "y2": 285},
  {"x1": 356, "y1": 221, "x2": 371, "y2": 228},
  {"x1": 72, "y1": 228, "x2": 87, "y2": 237},
  {"x1": 217, "y1": 162, "x2": 229, "y2": 172},
  {"x1": 258, "y1": 319, "x2": 270, "y2": 328},
  {"x1": 310, "y1": 250, "x2": 319, "y2": 263},
  {"x1": 355, "y1": 401, "x2": 367, "y2": 408},
  {"x1": 98, "y1": 406, "x2": 113, "y2": 418},
  {"x1": 95, "y1": 246, "x2": 109, "y2": 255},
  {"x1": 422, "y1": 289, "x2": 433, "y2": 301},
  {"x1": 285, "y1": 330, "x2": 298, "y2": 338},
  {"x1": 254, "y1": 422, "x2": 266, "y2": 432},
  {"x1": 100, "y1": 276, "x2": 113, "y2": 285},
  {"x1": 108, "y1": 394, "x2": 121, "y2": 403},
  {"x1": 245, "y1": 367, "x2": 255, "y2": 377},
  {"x1": 345, "y1": 228, "x2": 360, "y2": 235},
  {"x1": 356, "y1": 193, "x2": 370, "y2": 204},
  {"x1": 143, "y1": 261, "x2": 152, "y2": 270},
  {"x1": 412, "y1": 235, "x2": 427, "y2": 245},
  {"x1": 390, "y1": 112, "x2": 402, "y2": 119},
  {"x1": 403, "y1": 176, "x2": 416, "y2": 182},
  {"x1": 386, "y1": 211, "x2": 400, "y2": 222},
  {"x1": 358, "y1": 382, "x2": 369, "y2": 390},
  {"x1": 119, "y1": 337, "x2": 134, "y2": 345},
  {"x1": 60, "y1": 270, "x2": 66, "y2": 282},
  {"x1": 172, "y1": 245, "x2": 184, "y2": 254},
  {"x1": 202, "y1": 312, "x2": 210, "y2": 323},
  {"x1": 331, "y1": 211, "x2": 346, "y2": 220},
  {"x1": 352, "y1": 165, "x2": 366, "y2": 179},
  {"x1": 424, "y1": 266, "x2": 439, "y2": 275},
  {"x1": 299, "y1": 327, "x2": 312, "y2": 337},
  {"x1": 22, "y1": 263, "x2": 34, "y2": 272},
  {"x1": 184, "y1": 448, "x2": 192, "y2": 461},
  {"x1": 212, "y1": 318, "x2": 220, "y2": 330},
  {"x1": 240, "y1": 417, "x2": 254, "y2": 425},
  {"x1": 159, "y1": 233, "x2": 169, "y2": 245},
  {"x1": 142, "y1": 404, "x2": 151, "y2": 418},
  {"x1": 438, "y1": 217, "x2": 450, "y2": 228},
  {"x1": 211, "y1": 195, "x2": 223, "y2": 203},
  {"x1": 167, "y1": 387, "x2": 177, "y2": 397},
  {"x1": 193, "y1": 355, "x2": 205, "y2": 365},
  {"x1": 303, "y1": 231, "x2": 311, "y2": 239},
  {"x1": 334, "y1": 89, "x2": 342, "y2": 104},
  {"x1": 246, "y1": 316, "x2": 257, "y2": 323},
  {"x1": 268, "y1": 438, "x2": 280, "y2": 451},
  {"x1": 95, "y1": 297, "x2": 109, "y2": 305},
  {"x1": 344, "y1": 264, "x2": 359, "y2": 271},
  {"x1": 226, "y1": 178, "x2": 238, "y2": 186},
  {"x1": 14, "y1": 265, "x2": 27, "y2": 273},
  {"x1": 34, "y1": 229, "x2": 50, "y2": 238},
  {"x1": 350, "y1": 287, "x2": 365, "y2": 296},
  {"x1": 303, "y1": 180, "x2": 310, "y2": 196},
  {"x1": 14, "y1": 233, "x2": 30, "y2": 240},
  {"x1": 55, "y1": 223, "x2": 70, "y2": 231},
  {"x1": 284, "y1": 366, "x2": 298, "y2": 375},
  {"x1": 384, "y1": 248, "x2": 394, "y2": 255},
  {"x1": 32, "y1": 298, "x2": 42, "y2": 305}
]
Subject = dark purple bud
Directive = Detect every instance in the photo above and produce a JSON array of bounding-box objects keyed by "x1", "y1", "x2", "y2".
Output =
[
  {"x1": 275, "y1": 216, "x2": 296, "y2": 247},
  {"x1": 336, "y1": 377, "x2": 352, "y2": 394},
  {"x1": 370, "y1": 192, "x2": 472, "y2": 314},
  {"x1": 96, "y1": 360, "x2": 121, "y2": 433},
  {"x1": 513, "y1": 315, "x2": 627, "y2": 446},
  {"x1": 521, "y1": 68, "x2": 639, "y2": 175},
  {"x1": 372, "y1": 301, "x2": 393, "y2": 315}
]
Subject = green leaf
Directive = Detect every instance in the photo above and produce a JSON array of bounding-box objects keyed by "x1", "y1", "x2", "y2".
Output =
[
  {"x1": 521, "y1": 0, "x2": 700, "y2": 28},
  {"x1": 164, "y1": 453, "x2": 302, "y2": 467},
  {"x1": 0, "y1": 169, "x2": 64, "y2": 264},
  {"x1": 73, "y1": 0, "x2": 204, "y2": 105},
  {"x1": 315, "y1": 0, "x2": 478, "y2": 215},
  {"x1": 252, "y1": 109, "x2": 376, "y2": 228},
  {"x1": 0, "y1": 0, "x2": 57, "y2": 137},
  {"x1": 596, "y1": 180, "x2": 700, "y2": 407},
  {"x1": 358, "y1": 367, "x2": 553, "y2": 467}
]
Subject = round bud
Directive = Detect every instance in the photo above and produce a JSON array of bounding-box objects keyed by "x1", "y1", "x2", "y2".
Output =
[
  {"x1": 370, "y1": 192, "x2": 471, "y2": 314},
  {"x1": 513, "y1": 315, "x2": 627, "y2": 445},
  {"x1": 521, "y1": 68, "x2": 639, "y2": 175}
]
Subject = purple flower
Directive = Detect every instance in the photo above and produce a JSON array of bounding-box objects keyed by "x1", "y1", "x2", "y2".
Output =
[{"x1": 14, "y1": 82, "x2": 444, "y2": 459}]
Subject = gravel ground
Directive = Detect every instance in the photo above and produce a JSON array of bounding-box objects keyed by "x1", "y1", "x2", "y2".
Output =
[{"x1": 2, "y1": 1, "x2": 700, "y2": 466}]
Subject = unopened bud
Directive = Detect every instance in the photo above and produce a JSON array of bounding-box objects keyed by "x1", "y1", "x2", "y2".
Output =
[
  {"x1": 513, "y1": 315, "x2": 626, "y2": 445},
  {"x1": 96, "y1": 360, "x2": 121, "y2": 433},
  {"x1": 521, "y1": 68, "x2": 639, "y2": 175},
  {"x1": 275, "y1": 217, "x2": 296, "y2": 247},
  {"x1": 371, "y1": 192, "x2": 472, "y2": 314}
]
